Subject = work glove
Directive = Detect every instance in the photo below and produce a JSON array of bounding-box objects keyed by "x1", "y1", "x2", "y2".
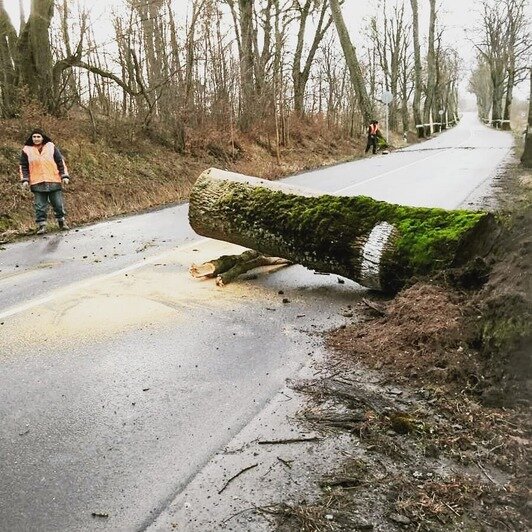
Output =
[
  {"x1": 62, "y1": 176, "x2": 70, "y2": 185},
  {"x1": 21, "y1": 181, "x2": 29, "y2": 189}
]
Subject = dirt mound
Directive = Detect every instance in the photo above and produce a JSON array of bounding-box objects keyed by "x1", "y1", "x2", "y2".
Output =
[
  {"x1": 300, "y1": 157, "x2": 531, "y2": 531},
  {"x1": 327, "y1": 283, "x2": 481, "y2": 392}
]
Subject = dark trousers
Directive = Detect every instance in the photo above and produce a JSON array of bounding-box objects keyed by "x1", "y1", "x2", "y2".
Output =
[
  {"x1": 33, "y1": 190, "x2": 66, "y2": 224},
  {"x1": 365, "y1": 135, "x2": 377, "y2": 154}
]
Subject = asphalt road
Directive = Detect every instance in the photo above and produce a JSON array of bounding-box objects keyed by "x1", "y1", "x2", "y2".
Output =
[{"x1": 0, "y1": 113, "x2": 513, "y2": 531}]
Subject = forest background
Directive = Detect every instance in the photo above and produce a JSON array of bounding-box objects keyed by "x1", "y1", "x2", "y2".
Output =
[{"x1": 0, "y1": 0, "x2": 530, "y2": 237}]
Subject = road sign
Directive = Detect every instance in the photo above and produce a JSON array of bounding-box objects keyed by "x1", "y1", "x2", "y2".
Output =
[{"x1": 382, "y1": 91, "x2": 393, "y2": 104}]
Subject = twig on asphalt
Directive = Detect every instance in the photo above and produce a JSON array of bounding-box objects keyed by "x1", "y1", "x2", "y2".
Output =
[
  {"x1": 277, "y1": 457, "x2": 293, "y2": 469},
  {"x1": 221, "y1": 506, "x2": 256, "y2": 525},
  {"x1": 260, "y1": 462, "x2": 276, "y2": 479},
  {"x1": 218, "y1": 463, "x2": 259, "y2": 494},
  {"x1": 258, "y1": 436, "x2": 320, "y2": 445},
  {"x1": 279, "y1": 391, "x2": 293, "y2": 402}
]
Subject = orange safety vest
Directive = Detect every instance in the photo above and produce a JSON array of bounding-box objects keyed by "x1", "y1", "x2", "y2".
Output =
[
  {"x1": 20, "y1": 143, "x2": 68, "y2": 186},
  {"x1": 369, "y1": 123, "x2": 379, "y2": 135}
]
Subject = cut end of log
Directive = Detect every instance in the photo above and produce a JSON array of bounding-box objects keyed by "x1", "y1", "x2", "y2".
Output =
[
  {"x1": 189, "y1": 262, "x2": 216, "y2": 278},
  {"x1": 358, "y1": 222, "x2": 398, "y2": 291}
]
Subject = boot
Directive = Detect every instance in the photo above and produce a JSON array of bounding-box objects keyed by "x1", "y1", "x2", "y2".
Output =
[
  {"x1": 36, "y1": 223, "x2": 46, "y2": 235},
  {"x1": 58, "y1": 219, "x2": 70, "y2": 231}
]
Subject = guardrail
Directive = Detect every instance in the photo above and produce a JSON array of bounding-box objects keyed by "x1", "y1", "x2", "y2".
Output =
[
  {"x1": 481, "y1": 118, "x2": 511, "y2": 127},
  {"x1": 415, "y1": 119, "x2": 458, "y2": 129}
]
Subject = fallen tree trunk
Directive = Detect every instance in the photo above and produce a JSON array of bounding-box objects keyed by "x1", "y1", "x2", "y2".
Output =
[{"x1": 189, "y1": 168, "x2": 499, "y2": 293}]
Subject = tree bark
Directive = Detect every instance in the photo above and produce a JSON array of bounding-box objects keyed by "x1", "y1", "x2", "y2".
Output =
[
  {"x1": 521, "y1": 67, "x2": 532, "y2": 168},
  {"x1": 329, "y1": 0, "x2": 373, "y2": 125},
  {"x1": 18, "y1": 0, "x2": 55, "y2": 111},
  {"x1": 423, "y1": 0, "x2": 437, "y2": 137},
  {"x1": 0, "y1": 0, "x2": 18, "y2": 116},
  {"x1": 237, "y1": 0, "x2": 255, "y2": 131},
  {"x1": 189, "y1": 168, "x2": 499, "y2": 294},
  {"x1": 409, "y1": 0, "x2": 423, "y2": 137}
]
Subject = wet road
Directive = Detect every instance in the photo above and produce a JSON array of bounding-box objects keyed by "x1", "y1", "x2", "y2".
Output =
[{"x1": 0, "y1": 113, "x2": 513, "y2": 531}]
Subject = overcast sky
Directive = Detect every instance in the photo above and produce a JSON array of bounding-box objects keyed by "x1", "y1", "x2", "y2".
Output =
[{"x1": 4, "y1": 0, "x2": 531, "y2": 100}]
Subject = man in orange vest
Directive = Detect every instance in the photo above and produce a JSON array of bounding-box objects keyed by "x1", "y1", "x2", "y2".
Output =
[
  {"x1": 20, "y1": 129, "x2": 71, "y2": 235},
  {"x1": 365, "y1": 120, "x2": 380, "y2": 155}
]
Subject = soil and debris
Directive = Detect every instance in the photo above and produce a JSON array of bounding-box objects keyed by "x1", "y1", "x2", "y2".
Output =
[
  {"x1": 264, "y1": 155, "x2": 531, "y2": 530},
  {"x1": 162, "y1": 151, "x2": 530, "y2": 532}
]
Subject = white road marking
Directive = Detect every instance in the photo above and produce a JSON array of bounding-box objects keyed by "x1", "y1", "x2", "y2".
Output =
[{"x1": 334, "y1": 128, "x2": 474, "y2": 194}]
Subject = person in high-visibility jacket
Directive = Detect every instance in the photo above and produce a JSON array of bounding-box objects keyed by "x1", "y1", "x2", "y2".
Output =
[
  {"x1": 19, "y1": 129, "x2": 71, "y2": 234},
  {"x1": 364, "y1": 120, "x2": 380, "y2": 155}
]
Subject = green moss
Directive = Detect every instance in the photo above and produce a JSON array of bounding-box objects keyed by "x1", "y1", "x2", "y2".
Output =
[
  {"x1": 216, "y1": 184, "x2": 486, "y2": 286},
  {"x1": 482, "y1": 317, "x2": 530, "y2": 351},
  {"x1": 480, "y1": 293, "x2": 531, "y2": 354}
]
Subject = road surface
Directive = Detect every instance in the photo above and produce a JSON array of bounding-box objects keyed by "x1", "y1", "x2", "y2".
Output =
[{"x1": 0, "y1": 113, "x2": 513, "y2": 531}]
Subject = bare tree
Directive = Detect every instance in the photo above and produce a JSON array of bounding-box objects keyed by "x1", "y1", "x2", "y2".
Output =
[
  {"x1": 522, "y1": 67, "x2": 532, "y2": 167},
  {"x1": 469, "y1": 58, "x2": 493, "y2": 122},
  {"x1": 0, "y1": 0, "x2": 88, "y2": 115},
  {"x1": 369, "y1": 1, "x2": 410, "y2": 132},
  {"x1": 329, "y1": 0, "x2": 373, "y2": 124},
  {"x1": 435, "y1": 43, "x2": 459, "y2": 129},
  {"x1": 422, "y1": 0, "x2": 437, "y2": 136},
  {"x1": 409, "y1": 0, "x2": 423, "y2": 137},
  {"x1": 292, "y1": 0, "x2": 332, "y2": 116},
  {"x1": 473, "y1": 0, "x2": 530, "y2": 129},
  {"x1": 500, "y1": 0, "x2": 530, "y2": 130},
  {"x1": 17, "y1": 0, "x2": 55, "y2": 110}
]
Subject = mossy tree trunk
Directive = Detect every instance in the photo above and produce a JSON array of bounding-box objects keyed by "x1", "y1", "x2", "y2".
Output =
[{"x1": 189, "y1": 169, "x2": 499, "y2": 294}]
